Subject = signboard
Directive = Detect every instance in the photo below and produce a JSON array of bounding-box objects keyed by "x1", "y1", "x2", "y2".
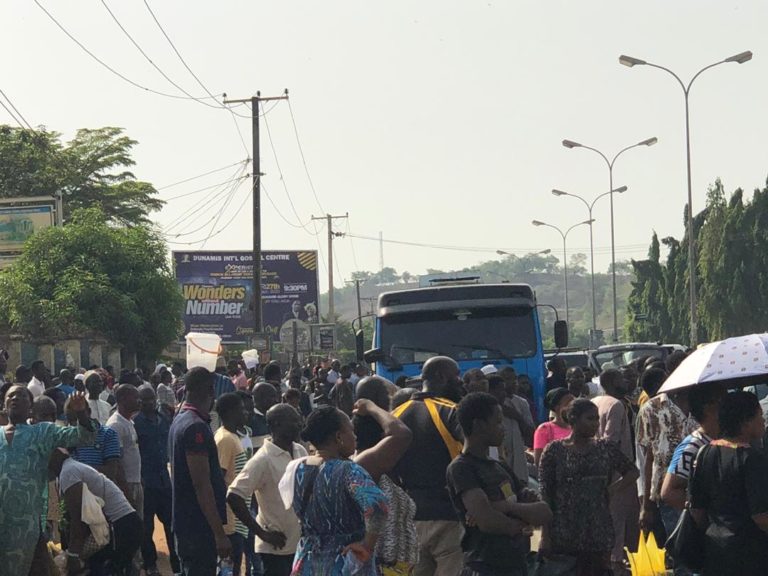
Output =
[
  {"x1": 312, "y1": 324, "x2": 337, "y2": 351},
  {"x1": 0, "y1": 197, "x2": 60, "y2": 265},
  {"x1": 173, "y1": 250, "x2": 319, "y2": 343}
]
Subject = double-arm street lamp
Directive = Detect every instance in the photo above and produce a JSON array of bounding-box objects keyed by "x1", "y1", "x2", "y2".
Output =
[
  {"x1": 532, "y1": 219, "x2": 594, "y2": 326},
  {"x1": 561, "y1": 138, "x2": 657, "y2": 342},
  {"x1": 552, "y1": 186, "x2": 627, "y2": 345},
  {"x1": 618, "y1": 50, "x2": 752, "y2": 347}
]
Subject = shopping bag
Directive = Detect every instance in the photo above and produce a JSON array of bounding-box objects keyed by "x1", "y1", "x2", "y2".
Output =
[{"x1": 626, "y1": 532, "x2": 666, "y2": 576}]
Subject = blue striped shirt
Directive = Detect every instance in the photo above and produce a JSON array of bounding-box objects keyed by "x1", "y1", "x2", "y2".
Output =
[{"x1": 70, "y1": 423, "x2": 121, "y2": 467}]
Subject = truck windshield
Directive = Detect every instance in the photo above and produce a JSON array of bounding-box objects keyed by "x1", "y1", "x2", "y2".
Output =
[{"x1": 380, "y1": 306, "x2": 537, "y2": 364}]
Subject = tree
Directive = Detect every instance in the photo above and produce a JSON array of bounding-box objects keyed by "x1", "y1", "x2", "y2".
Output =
[
  {"x1": 608, "y1": 260, "x2": 632, "y2": 275},
  {"x1": 0, "y1": 126, "x2": 163, "y2": 225},
  {"x1": 568, "y1": 253, "x2": 588, "y2": 276},
  {"x1": 0, "y1": 207, "x2": 183, "y2": 360}
]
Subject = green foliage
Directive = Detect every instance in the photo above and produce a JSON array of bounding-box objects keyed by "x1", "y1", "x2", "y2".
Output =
[
  {"x1": 625, "y1": 177, "x2": 768, "y2": 345},
  {"x1": 0, "y1": 126, "x2": 163, "y2": 225},
  {"x1": 0, "y1": 208, "x2": 183, "y2": 359}
]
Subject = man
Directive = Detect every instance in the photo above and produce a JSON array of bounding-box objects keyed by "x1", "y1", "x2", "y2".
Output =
[
  {"x1": 393, "y1": 356, "x2": 465, "y2": 576},
  {"x1": 565, "y1": 366, "x2": 588, "y2": 398},
  {"x1": 661, "y1": 385, "x2": 723, "y2": 511},
  {"x1": 27, "y1": 360, "x2": 48, "y2": 398},
  {"x1": 214, "y1": 393, "x2": 250, "y2": 575},
  {"x1": 85, "y1": 370, "x2": 113, "y2": 424},
  {"x1": 107, "y1": 384, "x2": 143, "y2": 513},
  {"x1": 636, "y1": 388, "x2": 697, "y2": 541},
  {"x1": 328, "y1": 365, "x2": 354, "y2": 416},
  {"x1": 155, "y1": 369, "x2": 177, "y2": 418},
  {"x1": 66, "y1": 397, "x2": 123, "y2": 487},
  {"x1": 262, "y1": 363, "x2": 283, "y2": 392},
  {"x1": 462, "y1": 368, "x2": 488, "y2": 394},
  {"x1": 326, "y1": 359, "x2": 341, "y2": 386},
  {"x1": 447, "y1": 392, "x2": 552, "y2": 576},
  {"x1": 57, "y1": 369, "x2": 76, "y2": 396},
  {"x1": 171, "y1": 362, "x2": 185, "y2": 396},
  {"x1": 281, "y1": 299, "x2": 306, "y2": 324},
  {"x1": 251, "y1": 382, "x2": 278, "y2": 449},
  {"x1": 133, "y1": 386, "x2": 179, "y2": 576},
  {"x1": 15, "y1": 364, "x2": 31, "y2": 386},
  {"x1": 229, "y1": 360, "x2": 249, "y2": 391},
  {"x1": 349, "y1": 363, "x2": 368, "y2": 391},
  {"x1": 592, "y1": 369, "x2": 640, "y2": 576},
  {"x1": 545, "y1": 357, "x2": 567, "y2": 393},
  {"x1": 228, "y1": 404, "x2": 306, "y2": 576},
  {"x1": 491, "y1": 370, "x2": 534, "y2": 486},
  {"x1": 169, "y1": 367, "x2": 232, "y2": 574}
]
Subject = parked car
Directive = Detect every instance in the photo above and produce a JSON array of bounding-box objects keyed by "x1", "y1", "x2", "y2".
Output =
[{"x1": 544, "y1": 348, "x2": 600, "y2": 380}]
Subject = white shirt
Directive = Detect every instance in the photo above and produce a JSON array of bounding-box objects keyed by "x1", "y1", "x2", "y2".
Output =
[
  {"x1": 228, "y1": 439, "x2": 307, "y2": 555},
  {"x1": 59, "y1": 458, "x2": 134, "y2": 523},
  {"x1": 88, "y1": 398, "x2": 113, "y2": 425},
  {"x1": 106, "y1": 411, "x2": 142, "y2": 483},
  {"x1": 28, "y1": 377, "x2": 45, "y2": 398},
  {"x1": 326, "y1": 370, "x2": 340, "y2": 385}
]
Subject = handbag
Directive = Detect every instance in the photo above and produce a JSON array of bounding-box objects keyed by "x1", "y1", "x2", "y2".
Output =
[{"x1": 664, "y1": 505, "x2": 705, "y2": 571}]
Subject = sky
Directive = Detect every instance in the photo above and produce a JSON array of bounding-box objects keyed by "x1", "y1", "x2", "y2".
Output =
[{"x1": 3, "y1": 0, "x2": 767, "y2": 293}]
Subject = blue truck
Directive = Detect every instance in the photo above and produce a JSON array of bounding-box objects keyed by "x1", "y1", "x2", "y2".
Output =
[{"x1": 364, "y1": 282, "x2": 567, "y2": 421}]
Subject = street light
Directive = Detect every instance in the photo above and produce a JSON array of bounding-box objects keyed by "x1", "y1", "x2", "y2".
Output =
[
  {"x1": 561, "y1": 137, "x2": 657, "y2": 342},
  {"x1": 619, "y1": 50, "x2": 752, "y2": 346},
  {"x1": 496, "y1": 248, "x2": 552, "y2": 257},
  {"x1": 532, "y1": 219, "x2": 594, "y2": 325},
  {"x1": 551, "y1": 186, "x2": 627, "y2": 346}
]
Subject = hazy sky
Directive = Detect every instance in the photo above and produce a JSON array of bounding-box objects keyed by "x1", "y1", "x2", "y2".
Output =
[{"x1": 3, "y1": 1, "x2": 766, "y2": 291}]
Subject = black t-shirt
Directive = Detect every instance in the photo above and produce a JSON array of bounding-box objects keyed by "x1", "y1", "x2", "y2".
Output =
[
  {"x1": 689, "y1": 442, "x2": 768, "y2": 574},
  {"x1": 446, "y1": 452, "x2": 529, "y2": 572},
  {"x1": 393, "y1": 393, "x2": 463, "y2": 521}
]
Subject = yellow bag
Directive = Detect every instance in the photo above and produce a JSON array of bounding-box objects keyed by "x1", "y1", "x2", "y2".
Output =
[{"x1": 626, "y1": 532, "x2": 667, "y2": 576}]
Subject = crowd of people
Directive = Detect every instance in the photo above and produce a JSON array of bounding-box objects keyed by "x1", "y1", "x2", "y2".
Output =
[{"x1": 2, "y1": 347, "x2": 768, "y2": 576}]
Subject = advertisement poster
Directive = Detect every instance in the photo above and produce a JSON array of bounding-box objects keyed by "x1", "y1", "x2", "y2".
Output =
[
  {"x1": 0, "y1": 205, "x2": 55, "y2": 253},
  {"x1": 173, "y1": 250, "x2": 319, "y2": 343}
]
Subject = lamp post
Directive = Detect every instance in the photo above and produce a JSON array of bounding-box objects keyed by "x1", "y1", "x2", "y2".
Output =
[
  {"x1": 618, "y1": 51, "x2": 752, "y2": 347},
  {"x1": 532, "y1": 219, "x2": 594, "y2": 325},
  {"x1": 562, "y1": 138, "x2": 657, "y2": 342},
  {"x1": 552, "y1": 186, "x2": 627, "y2": 346}
]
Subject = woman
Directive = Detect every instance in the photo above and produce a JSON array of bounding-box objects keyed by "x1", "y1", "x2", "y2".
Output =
[
  {"x1": 280, "y1": 405, "x2": 389, "y2": 575},
  {"x1": 353, "y1": 377, "x2": 416, "y2": 575},
  {"x1": 0, "y1": 385, "x2": 95, "y2": 575},
  {"x1": 533, "y1": 388, "x2": 574, "y2": 470},
  {"x1": 49, "y1": 448, "x2": 142, "y2": 576},
  {"x1": 689, "y1": 391, "x2": 768, "y2": 575},
  {"x1": 539, "y1": 399, "x2": 638, "y2": 576}
]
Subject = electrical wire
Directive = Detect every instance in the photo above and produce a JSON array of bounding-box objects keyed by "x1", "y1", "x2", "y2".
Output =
[
  {"x1": 287, "y1": 98, "x2": 325, "y2": 213},
  {"x1": 0, "y1": 88, "x2": 32, "y2": 129},
  {"x1": 162, "y1": 173, "x2": 251, "y2": 202},
  {"x1": 33, "y1": 0, "x2": 223, "y2": 102},
  {"x1": 157, "y1": 159, "x2": 249, "y2": 190},
  {"x1": 201, "y1": 177, "x2": 246, "y2": 247},
  {"x1": 0, "y1": 98, "x2": 24, "y2": 129},
  {"x1": 311, "y1": 219, "x2": 328, "y2": 280},
  {"x1": 261, "y1": 181, "x2": 316, "y2": 234},
  {"x1": 100, "y1": 0, "x2": 219, "y2": 107},
  {"x1": 163, "y1": 165, "x2": 248, "y2": 232},
  {"x1": 345, "y1": 219, "x2": 360, "y2": 273},
  {"x1": 260, "y1": 100, "x2": 313, "y2": 231}
]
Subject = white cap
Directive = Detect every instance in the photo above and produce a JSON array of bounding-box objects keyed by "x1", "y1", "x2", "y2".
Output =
[
  {"x1": 74, "y1": 374, "x2": 85, "y2": 382},
  {"x1": 481, "y1": 365, "x2": 498, "y2": 376}
]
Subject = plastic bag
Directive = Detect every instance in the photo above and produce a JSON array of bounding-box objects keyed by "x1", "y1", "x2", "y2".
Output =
[{"x1": 626, "y1": 532, "x2": 667, "y2": 576}]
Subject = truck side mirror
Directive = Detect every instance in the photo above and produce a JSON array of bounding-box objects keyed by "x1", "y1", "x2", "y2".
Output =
[
  {"x1": 554, "y1": 320, "x2": 569, "y2": 349},
  {"x1": 355, "y1": 330, "x2": 365, "y2": 362},
  {"x1": 364, "y1": 347, "x2": 384, "y2": 364}
]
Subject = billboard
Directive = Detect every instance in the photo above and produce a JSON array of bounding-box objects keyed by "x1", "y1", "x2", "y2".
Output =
[
  {"x1": 173, "y1": 250, "x2": 320, "y2": 343},
  {"x1": 0, "y1": 203, "x2": 56, "y2": 253}
]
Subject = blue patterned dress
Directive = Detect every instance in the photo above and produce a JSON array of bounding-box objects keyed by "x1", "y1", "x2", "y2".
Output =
[
  {"x1": 0, "y1": 422, "x2": 95, "y2": 576},
  {"x1": 291, "y1": 459, "x2": 388, "y2": 576}
]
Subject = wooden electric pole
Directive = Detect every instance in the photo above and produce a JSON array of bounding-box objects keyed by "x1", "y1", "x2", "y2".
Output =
[
  {"x1": 223, "y1": 90, "x2": 288, "y2": 337},
  {"x1": 311, "y1": 213, "x2": 348, "y2": 321}
]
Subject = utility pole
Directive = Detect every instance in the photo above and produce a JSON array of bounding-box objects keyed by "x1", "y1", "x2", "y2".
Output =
[
  {"x1": 311, "y1": 213, "x2": 348, "y2": 321},
  {"x1": 224, "y1": 90, "x2": 288, "y2": 338}
]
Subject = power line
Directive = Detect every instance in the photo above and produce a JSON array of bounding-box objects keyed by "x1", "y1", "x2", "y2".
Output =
[
  {"x1": 201, "y1": 178, "x2": 247, "y2": 248},
  {"x1": 261, "y1": 181, "x2": 318, "y2": 235},
  {"x1": 287, "y1": 98, "x2": 325, "y2": 213},
  {"x1": 162, "y1": 172, "x2": 250, "y2": 202},
  {"x1": 33, "y1": 0, "x2": 223, "y2": 102},
  {"x1": 0, "y1": 98, "x2": 24, "y2": 129},
  {"x1": 0, "y1": 88, "x2": 32, "y2": 129},
  {"x1": 100, "y1": 0, "x2": 218, "y2": 107},
  {"x1": 311, "y1": 219, "x2": 328, "y2": 278},
  {"x1": 345, "y1": 219, "x2": 360, "y2": 273},
  {"x1": 260, "y1": 100, "x2": 313, "y2": 231},
  {"x1": 157, "y1": 159, "x2": 249, "y2": 190}
]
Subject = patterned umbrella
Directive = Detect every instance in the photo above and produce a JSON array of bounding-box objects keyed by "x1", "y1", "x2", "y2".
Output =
[{"x1": 657, "y1": 333, "x2": 768, "y2": 394}]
